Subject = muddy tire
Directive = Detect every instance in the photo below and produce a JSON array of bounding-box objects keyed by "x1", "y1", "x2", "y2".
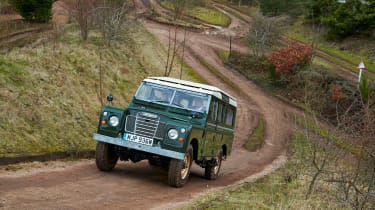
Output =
[
  {"x1": 95, "y1": 142, "x2": 118, "y2": 171},
  {"x1": 168, "y1": 145, "x2": 193, "y2": 188},
  {"x1": 205, "y1": 149, "x2": 223, "y2": 180}
]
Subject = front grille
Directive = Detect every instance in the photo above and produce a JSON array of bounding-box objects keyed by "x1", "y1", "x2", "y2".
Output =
[
  {"x1": 125, "y1": 115, "x2": 136, "y2": 132},
  {"x1": 155, "y1": 122, "x2": 166, "y2": 139},
  {"x1": 124, "y1": 113, "x2": 165, "y2": 139}
]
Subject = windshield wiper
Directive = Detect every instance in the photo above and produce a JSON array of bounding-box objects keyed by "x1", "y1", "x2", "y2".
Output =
[
  {"x1": 154, "y1": 100, "x2": 169, "y2": 104},
  {"x1": 172, "y1": 102, "x2": 184, "y2": 108}
]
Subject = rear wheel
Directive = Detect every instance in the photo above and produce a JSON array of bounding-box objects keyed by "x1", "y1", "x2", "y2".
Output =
[
  {"x1": 205, "y1": 149, "x2": 223, "y2": 180},
  {"x1": 95, "y1": 142, "x2": 119, "y2": 171},
  {"x1": 168, "y1": 145, "x2": 193, "y2": 187}
]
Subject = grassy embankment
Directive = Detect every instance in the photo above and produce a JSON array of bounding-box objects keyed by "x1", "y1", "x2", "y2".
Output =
[
  {"x1": 0, "y1": 19, "x2": 52, "y2": 51},
  {"x1": 158, "y1": 1, "x2": 231, "y2": 27},
  {"x1": 0, "y1": 22, "x2": 200, "y2": 155},
  {"x1": 214, "y1": 0, "x2": 258, "y2": 22},
  {"x1": 184, "y1": 127, "x2": 356, "y2": 209},
  {"x1": 288, "y1": 18, "x2": 375, "y2": 77}
]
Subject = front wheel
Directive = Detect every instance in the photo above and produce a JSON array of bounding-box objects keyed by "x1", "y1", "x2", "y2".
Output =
[
  {"x1": 168, "y1": 145, "x2": 193, "y2": 187},
  {"x1": 205, "y1": 149, "x2": 223, "y2": 180},
  {"x1": 95, "y1": 142, "x2": 119, "y2": 171}
]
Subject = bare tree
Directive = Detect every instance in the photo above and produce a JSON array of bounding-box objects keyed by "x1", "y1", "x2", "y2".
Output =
[
  {"x1": 247, "y1": 12, "x2": 286, "y2": 56},
  {"x1": 74, "y1": 0, "x2": 94, "y2": 41},
  {"x1": 91, "y1": 0, "x2": 129, "y2": 46},
  {"x1": 61, "y1": 0, "x2": 129, "y2": 43},
  {"x1": 164, "y1": 0, "x2": 187, "y2": 77}
]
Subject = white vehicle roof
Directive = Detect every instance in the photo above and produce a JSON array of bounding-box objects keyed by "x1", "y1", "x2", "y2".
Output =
[{"x1": 143, "y1": 77, "x2": 237, "y2": 107}]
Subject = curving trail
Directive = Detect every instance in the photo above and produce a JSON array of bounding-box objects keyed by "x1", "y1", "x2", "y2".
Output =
[{"x1": 0, "y1": 1, "x2": 301, "y2": 209}]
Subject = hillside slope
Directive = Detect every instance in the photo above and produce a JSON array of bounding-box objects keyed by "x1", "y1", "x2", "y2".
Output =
[{"x1": 0, "y1": 22, "x2": 197, "y2": 154}]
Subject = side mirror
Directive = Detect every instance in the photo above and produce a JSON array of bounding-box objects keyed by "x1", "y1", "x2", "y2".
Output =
[{"x1": 106, "y1": 94, "x2": 114, "y2": 102}]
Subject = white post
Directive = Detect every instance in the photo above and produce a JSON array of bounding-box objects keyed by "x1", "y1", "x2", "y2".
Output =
[
  {"x1": 358, "y1": 69, "x2": 363, "y2": 83},
  {"x1": 357, "y1": 61, "x2": 366, "y2": 84}
]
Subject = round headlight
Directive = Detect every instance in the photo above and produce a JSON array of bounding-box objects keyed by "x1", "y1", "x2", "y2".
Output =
[
  {"x1": 168, "y1": 129, "x2": 179, "y2": 140},
  {"x1": 109, "y1": 116, "x2": 119, "y2": 127}
]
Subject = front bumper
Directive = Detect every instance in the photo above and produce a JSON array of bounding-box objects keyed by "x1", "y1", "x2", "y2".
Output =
[{"x1": 93, "y1": 133, "x2": 185, "y2": 160}]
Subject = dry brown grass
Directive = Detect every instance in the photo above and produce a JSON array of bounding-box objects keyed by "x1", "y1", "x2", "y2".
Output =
[{"x1": 0, "y1": 21, "x2": 198, "y2": 154}]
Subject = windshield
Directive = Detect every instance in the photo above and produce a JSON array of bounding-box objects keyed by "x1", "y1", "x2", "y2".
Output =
[{"x1": 135, "y1": 82, "x2": 210, "y2": 113}]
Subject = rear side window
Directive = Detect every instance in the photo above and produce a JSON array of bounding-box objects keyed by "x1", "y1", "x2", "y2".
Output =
[
  {"x1": 217, "y1": 103, "x2": 223, "y2": 123},
  {"x1": 209, "y1": 100, "x2": 218, "y2": 121},
  {"x1": 225, "y1": 107, "x2": 235, "y2": 126}
]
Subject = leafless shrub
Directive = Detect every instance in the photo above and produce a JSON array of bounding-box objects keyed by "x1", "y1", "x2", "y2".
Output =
[
  {"x1": 163, "y1": 0, "x2": 188, "y2": 77},
  {"x1": 91, "y1": 0, "x2": 129, "y2": 46},
  {"x1": 247, "y1": 12, "x2": 287, "y2": 56},
  {"x1": 302, "y1": 84, "x2": 375, "y2": 210},
  {"x1": 62, "y1": 0, "x2": 129, "y2": 43}
]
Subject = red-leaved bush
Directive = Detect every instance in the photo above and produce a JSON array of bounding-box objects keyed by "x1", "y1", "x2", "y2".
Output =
[
  {"x1": 331, "y1": 84, "x2": 345, "y2": 101},
  {"x1": 268, "y1": 40, "x2": 313, "y2": 74}
]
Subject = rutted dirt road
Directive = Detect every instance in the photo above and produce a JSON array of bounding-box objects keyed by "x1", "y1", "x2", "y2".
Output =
[{"x1": 0, "y1": 1, "x2": 300, "y2": 209}]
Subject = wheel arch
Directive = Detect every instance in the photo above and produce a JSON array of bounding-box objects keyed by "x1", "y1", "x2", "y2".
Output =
[
  {"x1": 221, "y1": 144, "x2": 227, "y2": 157},
  {"x1": 190, "y1": 138, "x2": 199, "y2": 161}
]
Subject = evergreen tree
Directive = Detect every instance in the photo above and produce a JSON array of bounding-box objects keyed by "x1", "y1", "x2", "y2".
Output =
[
  {"x1": 306, "y1": 0, "x2": 375, "y2": 40},
  {"x1": 10, "y1": 0, "x2": 53, "y2": 22},
  {"x1": 258, "y1": 0, "x2": 306, "y2": 17}
]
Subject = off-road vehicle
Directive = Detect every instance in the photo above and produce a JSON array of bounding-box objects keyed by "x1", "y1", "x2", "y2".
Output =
[{"x1": 93, "y1": 77, "x2": 237, "y2": 187}]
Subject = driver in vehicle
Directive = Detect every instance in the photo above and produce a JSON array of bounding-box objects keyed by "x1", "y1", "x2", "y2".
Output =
[
  {"x1": 155, "y1": 89, "x2": 170, "y2": 102},
  {"x1": 192, "y1": 98, "x2": 206, "y2": 112}
]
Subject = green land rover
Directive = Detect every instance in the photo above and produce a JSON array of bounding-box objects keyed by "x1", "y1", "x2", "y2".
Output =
[{"x1": 93, "y1": 77, "x2": 237, "y2": 187}]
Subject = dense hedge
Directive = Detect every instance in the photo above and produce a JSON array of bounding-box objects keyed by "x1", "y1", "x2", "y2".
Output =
[{"x1": 10, "y1": 0, "x2": 53, "y2": 22}]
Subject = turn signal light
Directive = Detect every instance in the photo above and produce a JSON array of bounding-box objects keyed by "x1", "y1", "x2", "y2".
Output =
[
  {"x1": 178, "y1": 137, "x2": 184, "y2": 142},
  {"x1": 101, "y1": 120, "x2": 107, "y2": 125}
]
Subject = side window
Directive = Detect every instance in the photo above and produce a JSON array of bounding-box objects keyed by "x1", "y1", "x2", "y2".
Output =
[
  {"x1": 217, "y1": 103, "x2": 223, "y2": 123},
  {"x1": 225, "y1": 107, "x2": 234, "y2": 126},
  {"x1": 209, "y1": 100, "x2": 218, "y2": 122},
  {"x1": 221, "y1": 105, "x2": 227, "y2": 123}
]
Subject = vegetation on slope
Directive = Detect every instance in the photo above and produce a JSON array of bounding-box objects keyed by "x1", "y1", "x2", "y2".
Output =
[
  {"x1": 183, "y1": 133, "x2": 343, "y2": 209},
  {"x1": 0, "y1": 22, "x2": 198, "y2": 155}
]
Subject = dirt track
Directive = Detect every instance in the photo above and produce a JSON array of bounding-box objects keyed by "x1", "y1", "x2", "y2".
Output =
[{"x1": 0, "y1": 1, "x2": 300, "y2": 209}]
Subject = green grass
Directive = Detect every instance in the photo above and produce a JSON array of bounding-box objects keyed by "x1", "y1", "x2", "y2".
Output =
[
  {"x1": 215, "y1": 49, "x2": 229, "y2": 61},
  {"x1": 216, "y1": 0, "x2": 258, "y2": 16},
  {"x1": 214, "y1": 4, "x2": 250, "y2": 23},
  {"x1": 193, "y1": 51, "x2": 244, "y2": 96},
  {"x1": 189, "y1": 6, "x2": 231, "y2": 27},
  {"x1": 159, "y1": 2, "x2": 231, "y2": 27},
  {"x1": 151, "y1": 15, "x2": 203, "y2": 30},
  {"x1": 243, "y1": 119, "x2": 264, "y2": 151},
  {"x1": 183, "y1": 132, "x2": 348, "y2": 210},
  {"x1": 0, "y1": 22, "x2": 198, "y2": 155}
]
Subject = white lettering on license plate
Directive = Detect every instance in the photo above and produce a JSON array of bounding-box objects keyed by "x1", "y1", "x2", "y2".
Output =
[{"x1": 123, "y1": 133, "x2": 153, "y2": 146}]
